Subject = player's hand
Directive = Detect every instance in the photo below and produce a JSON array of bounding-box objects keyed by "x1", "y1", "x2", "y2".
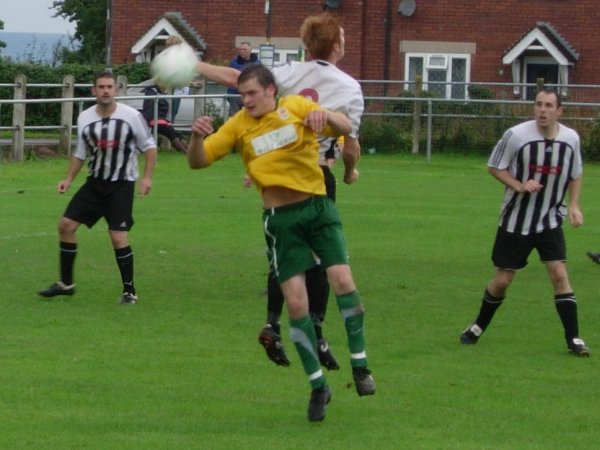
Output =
[
  {"x1": 569, "y1": 206, "x2": 583, "y2": 228},
  {"x1": 343, "y1": 168, "x2": 360, "y2": 184},
  {"x1": 521, "y1": 179, "x2": 543, "y2": 193},
  {"x1": 57, "y1": 180, "x2": 71, "y2": 193},
  {"x1": 243, "y1": 174, "x2": 254, "y2": 188},
  {"x1": 305, "y1": 110, "x2": 328, "y2": 133},
  {"x1": 139, "y1": 177, "x2": 152, "y2": 196},
  {"x1": 191, "y1": 116, "x2": 214, "y2": 138}
]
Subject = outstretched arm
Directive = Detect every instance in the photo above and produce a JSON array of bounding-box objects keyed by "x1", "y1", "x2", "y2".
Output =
[{"x1": 197, "y1": 62, "x2": 240, "y2": 89}]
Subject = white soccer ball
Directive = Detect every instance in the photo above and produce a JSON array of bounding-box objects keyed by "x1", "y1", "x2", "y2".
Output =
[{"x1": 151, "y1": 43, "x2": 199, "y2": 89}]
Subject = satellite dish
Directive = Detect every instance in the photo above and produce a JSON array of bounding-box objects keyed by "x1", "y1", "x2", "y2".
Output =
[{"x1": 398, "y1": 0, "x2": 416, "y2": 16}]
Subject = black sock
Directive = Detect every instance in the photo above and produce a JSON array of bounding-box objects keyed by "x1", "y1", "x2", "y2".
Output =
[
  {"x1": 115, "y1": 246, "x2": 135, "y2": 294},
  {"x1": 311, "y1": 313, "x2": 324, "y2": 340},
  {"x1": 475, "y1": 289, "x2": 504, "y2": 330},
  {"x1": 59, "y1": 241, "x2": 77, "y2": 285},
  {"x1": 306, "y1": 265, "x2": 330, "y2": 340},
  {"x1": 555, "y1": 293, "x2": 578, "y2": 341},
  {"x1": 266, "y1": 271, "x2": 284, "y2": 334}
]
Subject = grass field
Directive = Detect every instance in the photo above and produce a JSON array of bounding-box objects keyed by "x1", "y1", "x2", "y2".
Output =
[{"x1": 1, "y1": 152, "x2": 600, "y2": 449}]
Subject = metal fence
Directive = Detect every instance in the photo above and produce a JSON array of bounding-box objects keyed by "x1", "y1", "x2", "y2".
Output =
[{"x1": 2, "y1": 78, "x2": 600, "y2": 162}]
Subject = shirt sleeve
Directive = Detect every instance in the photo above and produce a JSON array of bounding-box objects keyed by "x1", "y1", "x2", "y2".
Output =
[{"x1": 488, "y1": 128, "x2": 516, "y2": 170}]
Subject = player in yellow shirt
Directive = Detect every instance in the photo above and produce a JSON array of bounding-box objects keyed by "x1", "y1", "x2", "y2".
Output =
[{"x1": 188, "y1": 64, "x2": 375, "y2": 422}]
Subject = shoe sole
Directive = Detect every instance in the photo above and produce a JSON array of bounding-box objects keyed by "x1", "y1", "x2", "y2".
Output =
[
  {"x1": 258, "y1": 334, "x2": 290, "y2": 367},
  {"x1": 318, "y1": 352, "x2": 340, "y2": 370},
  {"x1": 356, "y1": 384, "x2": 376, "y2": 396}
]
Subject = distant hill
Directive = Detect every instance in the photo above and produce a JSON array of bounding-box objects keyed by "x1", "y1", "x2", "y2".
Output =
[{"x1": 0, "y1": 32, "x2": 78, "y2": 64}]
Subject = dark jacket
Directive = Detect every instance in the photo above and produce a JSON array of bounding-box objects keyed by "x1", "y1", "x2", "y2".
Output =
[
  {"x1": 141, "y1": 85, "x2": 170, "y2": 125},
  {"x1": 227, "y1": 54, "x2": 259, "y2": 94}
]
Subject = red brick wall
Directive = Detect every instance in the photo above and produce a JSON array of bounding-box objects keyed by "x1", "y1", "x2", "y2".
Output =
[{"x1": 111, "y1": 0, "x2": 600, "y2": 84}]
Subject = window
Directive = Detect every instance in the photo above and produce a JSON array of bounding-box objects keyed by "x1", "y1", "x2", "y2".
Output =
[
  {"x1": 405, "y1": 53, "x2": 470, "y2": 99},
  {"x1": 252, "y1": 49, "x2": 302, "y2": 67}
]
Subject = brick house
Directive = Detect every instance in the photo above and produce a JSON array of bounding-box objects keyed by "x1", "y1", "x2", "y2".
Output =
[{"x1": 110, "y1": 0, "x2": 599, "y2": 99}]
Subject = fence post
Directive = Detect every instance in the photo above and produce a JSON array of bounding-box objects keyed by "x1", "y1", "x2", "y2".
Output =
[
  {"x1": 192, "y1": 80, "x2": 206, "y2": 118},
  {"x1": 117, "y1": 75, "x2": 128, "y2": 98},
  {"x1": 11, "y1": 74, "x2": 27, "y2": 162},
  {"x1": 60, "y1": 75, "x2": 74, "y2": 156},
  {"x1": 412, "y1": 76, "x2": 423, "y2": 154}
]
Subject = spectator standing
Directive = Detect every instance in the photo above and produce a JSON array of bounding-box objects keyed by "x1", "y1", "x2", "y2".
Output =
[{"x1": 227, "y1": 41, "x2": 258, "y2": 116}]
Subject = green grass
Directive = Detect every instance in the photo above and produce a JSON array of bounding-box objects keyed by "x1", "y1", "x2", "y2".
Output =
[{"x1": 1, "y1": 152, "x2": 600, "y2": 449}]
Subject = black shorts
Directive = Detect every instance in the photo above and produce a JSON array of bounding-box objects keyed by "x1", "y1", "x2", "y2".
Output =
[
  {"x1": 64, "y1": 178, "x2": 135, "y2": 231},
  {"x1": 491, "y1": 227, "x2": 566, "y2": 270},
  {"x1": 321, "y1": 165, "x2": 336, "y2": 203}
]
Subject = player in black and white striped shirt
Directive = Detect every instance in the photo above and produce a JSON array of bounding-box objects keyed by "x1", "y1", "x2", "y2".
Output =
[
  {"x1": 460, "y1": 88, "x2": 589, "y2": 356},
  {"x1": 39, "y1": 71, "x2": 157, "y2": 305}
]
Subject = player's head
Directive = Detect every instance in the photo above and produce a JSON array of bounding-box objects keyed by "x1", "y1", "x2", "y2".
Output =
[
  {"x1": 93, "y1": 70, "x2": 116, "y2": 86},
  {"x1": 92, "y1": 71, "x2": 117, "y2": 105},
  {"x1": 300, "y1": 13, "x2": 344, "y2": 62},
  {"x1": 534, "y1": 88, "x2": 563, "y2": 131},
  {"x1": 535, "y1": 88, "x2": 562, "y2": 108},
  {"x1": 238, "y1": 64, "x2": 277, "y2": 118}
]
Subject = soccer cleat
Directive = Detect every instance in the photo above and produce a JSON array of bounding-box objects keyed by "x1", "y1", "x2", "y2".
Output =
[
  {"x1": 586, "y1": 252, "x2": 600, "y2": 265},
  {"x1": 258, "y1": 325, "x2": 290, "y2": 367},
  {"x1": 460, "y1": 323, "x2": 483, "y2": 344},
  {"x1": 317, "y1": 339, "x2": 340, "y2": 370},
  {"x1": 352, "y1": 367, "x2": 376, "y2": 396},
  {"x1": 38, "y1": 281, "x2": 75, "y2": 298},
  {"x1": 118, "y1": 292, "x2": 138, "y2": 305},
  {"x1": 307, "y1": 386, "x2": 331, "y2": 422},
  {"x1": 568, "y1": 337, "x2": 590, "y2": 357}
]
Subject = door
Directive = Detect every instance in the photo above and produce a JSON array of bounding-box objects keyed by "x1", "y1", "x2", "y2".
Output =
[{"x1": 525, "y1": 64, "x2": 558, "y2": 99}]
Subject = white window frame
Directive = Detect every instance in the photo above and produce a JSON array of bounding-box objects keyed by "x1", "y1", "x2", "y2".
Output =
[
  {"x1": 252, "y1": 49, "x2": 301, "y2": 66},
  {"x1": 426, "y1": 54, "x2": 448, "y2": 70},
  {"x1": 404, "y1": 52, "x2": 471, "y2": 99}
]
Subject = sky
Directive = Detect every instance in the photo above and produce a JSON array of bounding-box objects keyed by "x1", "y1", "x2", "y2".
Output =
[{"x1": 1, "y1": 0, "x2": 76, "y2": 34}]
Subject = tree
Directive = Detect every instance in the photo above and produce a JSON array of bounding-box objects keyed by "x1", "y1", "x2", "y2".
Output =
[
  {"x1": 51, "y1": 0, "x2": 106, "y2": 64},
  {"x1": 0, "y1": 19, "x2": 7, "y2": 54}
]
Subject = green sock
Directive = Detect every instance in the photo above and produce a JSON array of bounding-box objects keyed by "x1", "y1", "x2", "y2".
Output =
[
  {"x1": 336, "y1": 291, "x2": 367, "y2": 368},
  {"x1": 289, "y1": 315, "x2": 326, "y2": 389}
]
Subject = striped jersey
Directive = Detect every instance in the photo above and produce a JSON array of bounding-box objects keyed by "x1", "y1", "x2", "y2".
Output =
[
  {"x1": 273, "y1": 60, "x2": 364, "y2": 162},
  {"x1": 488, "y1": 120, "x2": 582, "y2": 235},
  {"x1": 203, "y1": 95, "x2": 337, "y2": 195},
  {"x1": 74, "y1": 103, "x2": 156, "y2": 181}
]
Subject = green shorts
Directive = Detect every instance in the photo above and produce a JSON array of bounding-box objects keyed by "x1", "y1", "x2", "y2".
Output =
[{"x1": 263, "y1": 195, "x2": 349, "y2": 283}]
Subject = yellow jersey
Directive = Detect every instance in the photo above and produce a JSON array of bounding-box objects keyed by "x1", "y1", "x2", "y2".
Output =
[{"x1": 203, "y1": 95, "x2": 337, "y2": 195}]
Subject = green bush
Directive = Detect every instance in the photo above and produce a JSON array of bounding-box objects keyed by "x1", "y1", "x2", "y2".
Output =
[{"x1": 0, "y1": 61, "x2": 150, "y2": 129}]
